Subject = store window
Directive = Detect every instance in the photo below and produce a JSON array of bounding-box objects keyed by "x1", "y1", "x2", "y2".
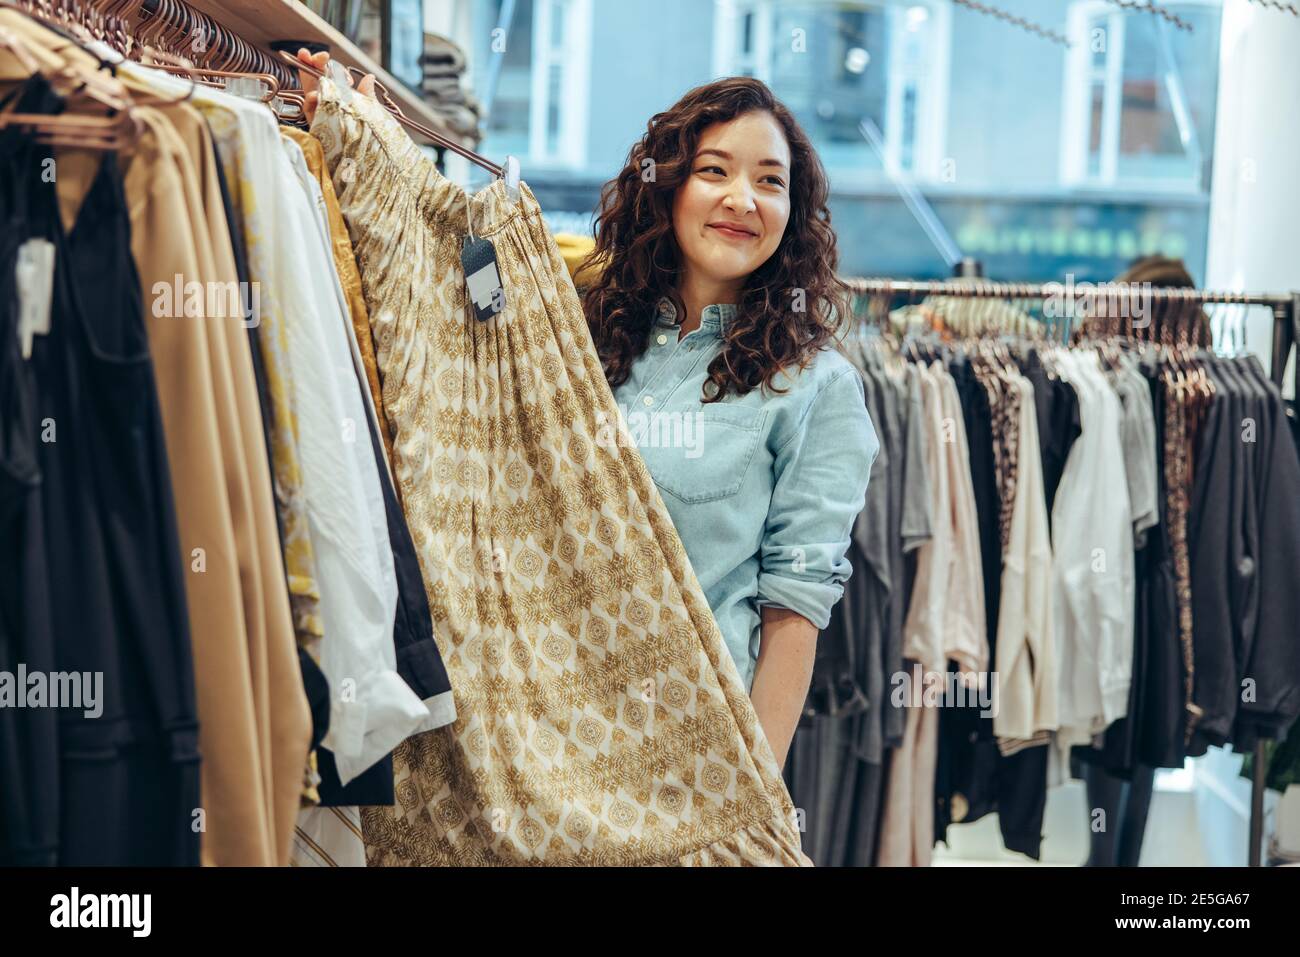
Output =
[
  {"x1": 299, "y1": 0, "x2": 426, "y2": 90},
  {"x1": 712, "y1": 0, "x2": 950, "y2": 180},
  {"x1": 388, "y1": 0, "x2": 426, "y2": 89},
  {"x1": 470, "y1": 0, "x2": 592, "y2": 169},
  {"x1": 1061, "y1": 0, "x2": 1221, "y2": 190}
]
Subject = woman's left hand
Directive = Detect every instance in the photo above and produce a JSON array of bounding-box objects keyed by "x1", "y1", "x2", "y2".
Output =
[{"x1": 296, "y1": 48, "x2": 377, "y2": 124}]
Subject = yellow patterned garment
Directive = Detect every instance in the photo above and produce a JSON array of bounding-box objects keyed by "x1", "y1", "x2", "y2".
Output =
[
  {"x1": 554, "y1": 232, "x2": 603, "y2": 289},
  {"x1": 281, "y1": 127, "x2": 398, "y2": 476},
  {"x1": 185, "y1": 97, "x2": 325, "y2": 655},
  {"x1": 311, "y1": 79, "x2": 809, "y2": 866}
]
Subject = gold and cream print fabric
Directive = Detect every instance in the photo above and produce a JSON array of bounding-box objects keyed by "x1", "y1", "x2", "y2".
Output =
[{"x1": 310, "y1": 79, "x2": 809, "y2": 866}]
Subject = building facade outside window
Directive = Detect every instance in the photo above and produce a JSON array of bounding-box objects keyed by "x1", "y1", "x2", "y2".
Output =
[
  {"x1": 471, "y1": 0, "x2": 592, "y2": 170},
  {"x1": 712, "y1": 0, "x2": 950, "y2": 183},
  {"x1": 450, "y1": 0, "x2": 1225, "y2": 283},
  {"x1": 1060, "y1": 0, "x2": 1221, "y2": 192}
]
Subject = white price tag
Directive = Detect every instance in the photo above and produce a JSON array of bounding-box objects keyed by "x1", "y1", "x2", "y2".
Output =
[{"x1": 16, "y1": 238, "x2": 55, "y2": 360}]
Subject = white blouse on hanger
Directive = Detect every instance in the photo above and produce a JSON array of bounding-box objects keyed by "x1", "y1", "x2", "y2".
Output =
[
  {"x1": 1049, "y1": 350, "x2": 1135, "y2": 781},
  {"x1": 276, "y1": 135, "x2": 428, "y2": 786}
]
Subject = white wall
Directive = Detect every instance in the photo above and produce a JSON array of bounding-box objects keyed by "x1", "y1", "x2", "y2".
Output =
[{"x1": 1204, "y1": 0, "x2": 1300, "y2": 394}]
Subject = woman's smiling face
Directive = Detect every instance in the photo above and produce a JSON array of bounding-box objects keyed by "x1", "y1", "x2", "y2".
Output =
[{"x1": 671, "y1": 110, "x2": 792, "y2": 288}]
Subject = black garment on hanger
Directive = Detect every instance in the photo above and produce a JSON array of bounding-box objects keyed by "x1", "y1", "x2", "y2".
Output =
[
  {"x1": 1187, "y1": 357, "x2": 1246, "y2": 754},
  {"x1": 1023, "y1": 348, "x2": 1081, "y2": 521},
  {"x1": 1084, "y1": 762, "x2": 1156, "y2": 866},
  {"x1": 3, "y1": 75, "x2": 201, "y2": 866},
  {"x1": 0, "y1": 88, "x2": 58, "y2": 867},
  {"x1": 1134, "y1": 356, "x2": 1186, "y2": 768},
  {"x1": 1225, "y1": 357, "x2": 1300, "y2": 748}
]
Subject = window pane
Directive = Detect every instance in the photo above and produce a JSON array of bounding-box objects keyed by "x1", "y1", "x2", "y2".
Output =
[
  {"x1": 1116, "y1": 9, "x2": 1220, "y2": 182},
  {"x1": 477, "y1": 0, "x2": 534, "y2": 160},
  {"x1": 389, "y1": 0, "x2": 425, "y2": 89},
  {"x1": 1088, "y1": 81, "x2": 1105, "y2": 175},
  {"x1": 547, "y1": 63, "x2": 563, "y2": 154},
  {"x1": 452, "y1": 0, "x2": 1223, "y2": 286},
  {"x1": 768, "y1": 3, "x2": 892, "y2": 170},
  {"x1": 551, "y1": 0, "x2": 566, "y2": 48}
]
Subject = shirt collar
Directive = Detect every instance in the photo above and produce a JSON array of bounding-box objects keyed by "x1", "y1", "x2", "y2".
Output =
[{"x1": 654, "y1": 298, "x2": 737, "y2": 337}]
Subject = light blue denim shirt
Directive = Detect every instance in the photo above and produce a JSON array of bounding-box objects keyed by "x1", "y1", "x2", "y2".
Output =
[{"x1": 610, "y1": 300, "x2": 879, "y2": 691}]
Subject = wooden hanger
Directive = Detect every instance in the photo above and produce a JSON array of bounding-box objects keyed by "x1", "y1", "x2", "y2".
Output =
[
  {"x1": 0, "y1": 27, "x2": 141, "y2": 149},
  {"x1": 278, "y1": 49, "x2": 508, "y2": 179},
  {"x1": 0, "y1": 5, "x2": 202, "y2": 146},
  {"x1": 143, "y1": 59, "x2": 279, "y2": 102}
]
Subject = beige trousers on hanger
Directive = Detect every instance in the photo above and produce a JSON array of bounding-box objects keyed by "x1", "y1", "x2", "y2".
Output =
[{"x1": 310, "y1": 79, "x2": 809, "y2": 866}]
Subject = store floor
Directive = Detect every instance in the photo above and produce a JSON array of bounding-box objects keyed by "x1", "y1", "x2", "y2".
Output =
[{"x1": 933, "y1": 779, "x2": 1209, "y2": 867}]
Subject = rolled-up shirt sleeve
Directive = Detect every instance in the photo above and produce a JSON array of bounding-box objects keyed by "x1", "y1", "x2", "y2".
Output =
[{"x1": 755, "y1": 366, "x2": 879, "y2": 628}]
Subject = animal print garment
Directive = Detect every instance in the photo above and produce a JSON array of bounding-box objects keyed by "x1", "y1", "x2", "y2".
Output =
[
  {"x1": 1162, "y1": 374, "x2": 1200, "y2": 741},
  {"x1": 310, "y1": 79, "x2": 809, "y2": 865}
]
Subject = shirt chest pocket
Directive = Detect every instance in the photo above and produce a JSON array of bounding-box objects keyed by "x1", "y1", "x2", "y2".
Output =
[{"x1": 639, "y1": 403, "x2": 768, "y2": 505}]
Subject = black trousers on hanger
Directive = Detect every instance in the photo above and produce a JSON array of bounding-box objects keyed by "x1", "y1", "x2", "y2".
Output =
[{"x1": 1084, "y1": 763, "x2": 1156, "y2": 867}]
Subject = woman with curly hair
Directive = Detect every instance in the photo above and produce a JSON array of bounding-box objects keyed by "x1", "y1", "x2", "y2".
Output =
[{"x1": 581, "y1": 78, "x2": 878, "y2": 769}]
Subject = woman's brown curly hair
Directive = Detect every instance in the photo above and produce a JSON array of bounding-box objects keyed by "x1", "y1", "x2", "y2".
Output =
[{"x1": 580, "y1": 76, "x2": 848, "y2": 403}]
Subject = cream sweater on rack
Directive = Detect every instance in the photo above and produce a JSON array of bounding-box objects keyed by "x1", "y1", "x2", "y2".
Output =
[{"x1": 993, "y1": 374, "x2": 1057, "y2": 751}]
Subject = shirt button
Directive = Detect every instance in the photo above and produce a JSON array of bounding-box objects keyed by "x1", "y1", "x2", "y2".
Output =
[
  {"x1": 643, "y1": 396, "x2": 654, "y2": 407},
  {"x1": 656, "y1": 334, "x2": 668, "y2": 345}
]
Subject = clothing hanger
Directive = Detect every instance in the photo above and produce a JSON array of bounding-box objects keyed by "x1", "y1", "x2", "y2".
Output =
[
  {"x1": 278, "y1": 48, "x2": 516, "y2": 190},
  {"x1": 0, "y1": 105, "x2": 138, "y2": 148},
  {"x1": 131, "y1": 0, "x2": 168, "y2": 51},
  {"x1": 112, "y1": 0, "x2": 295, "y2": 87},
  {"x1": 53, "y1": 0, "x2": 276, "y2": 107},
  {"x1": 272, "y1": 87, "x2": 308, "y2": 124},
  {"x1": 144, "y1": 59, "x2": 279, "y2": 101},
  {"x1": 0, "y1": 28, "x2": 142, "y2": 149},
  {"x1": 1183, "y1": 300, "x2": 1204, "y2": 388},
  {"x1": 0, "y1": 21, "x2": 43, "y2": 72},
  {"x1": 12, "y1": 19, "x2": 134, "y2": 108},
  {"x1": 1, "y1": 16, "x2": 132, "y2": 111},
  {"x1": 1178, "y1": 294, "x2": 1213, "y2": 407},
  {"x1": 15, "y1": 0, "x2": 205, "y2": 109},
  {"x1": 93, "y1": 0, "x2": 135, "y2": 57}
]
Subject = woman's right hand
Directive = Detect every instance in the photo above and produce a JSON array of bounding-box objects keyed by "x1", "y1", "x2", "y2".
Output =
[{"x1": 296, "y1": 48, "x2": 377, "y2": 125}]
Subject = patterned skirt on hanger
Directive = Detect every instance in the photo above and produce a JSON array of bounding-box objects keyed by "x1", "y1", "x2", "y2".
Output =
[{"x1": 311, "y1": 80, "x2": 808, "y2": 865}]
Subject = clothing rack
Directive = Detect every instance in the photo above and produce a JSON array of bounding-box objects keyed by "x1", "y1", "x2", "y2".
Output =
[
  {"x1": 135, "y1": 0, "x2": 295, "y2": 88},
  {"x1": 846, "y1": 275, "x2": 1299, "y2": 867},
  {"x1": 5, "y1": 0, "x2": 467, "y2": 146},
  {"x1": 846, "y1": 278, "x2": 1297, "y2": 403},
  {"x1": 131, "y1": 0, "x2": 505, "y2": 172}
]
